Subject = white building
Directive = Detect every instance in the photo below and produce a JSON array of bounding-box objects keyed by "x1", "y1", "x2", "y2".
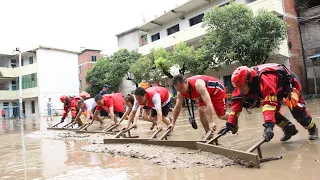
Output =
[
  {"x1": 116, "y1": 0, "x2": 290, "y2": 92},
  {"x1": 0, "y1": 46, "x2": 80, "y2": 118}
]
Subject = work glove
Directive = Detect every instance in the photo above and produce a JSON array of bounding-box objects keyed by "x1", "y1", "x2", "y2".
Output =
[
  {"x1": 189, "y1": 117, "x2": 198, "y2": 129},
  {"x1": 218, "y1": 122, "x2": 234, "y2": 135},
  {"x1": 60, "y1": 117, "x2": 65, "y2": 123},
  {"x1": 263, "y1": 122, "x2": 275, "y2": 142}
]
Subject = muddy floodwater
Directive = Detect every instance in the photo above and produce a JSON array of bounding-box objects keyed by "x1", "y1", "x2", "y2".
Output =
[{"x1": 1, "y1": 99, "x2": 320, "y2": 179}]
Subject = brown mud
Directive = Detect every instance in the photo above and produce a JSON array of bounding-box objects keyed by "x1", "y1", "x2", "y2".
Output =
[
  {"x1": 1, "y1": 99, "x2": 320, "y2": 179},
  {"x1": 81, "y1": 143, "x2": 235, "y2": 169}
]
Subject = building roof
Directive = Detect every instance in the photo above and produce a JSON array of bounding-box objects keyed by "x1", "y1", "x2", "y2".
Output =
[
  {"x1": 115, "y1": 27, "x2": 139, "y2": 37},
  {"x1": 115, "y1": 0, "x2": 210, "y2": 36},
  {"x1": 80, "y1": 49, "x2": 102, "y2": 54},
  {"x1": 139, "y1": 0, "x2": 209, "y2": 32},
  {"x1": 25, "y1": 45, "x2": 80, "y2": 54}
]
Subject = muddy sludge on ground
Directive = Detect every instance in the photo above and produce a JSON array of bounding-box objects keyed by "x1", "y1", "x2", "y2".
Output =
[{"x1": 27, "y1": 118, "x2": 242, "y2": 169}]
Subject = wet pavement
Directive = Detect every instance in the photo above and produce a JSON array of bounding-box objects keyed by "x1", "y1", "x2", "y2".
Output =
[{"x1": 1, "y1": 99, "x2": 320, "y2": 179}]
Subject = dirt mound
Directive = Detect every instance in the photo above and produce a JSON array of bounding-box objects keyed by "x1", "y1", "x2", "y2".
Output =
[{"x1": 81, "y1": 143, "x2": 235, "y2": 169}]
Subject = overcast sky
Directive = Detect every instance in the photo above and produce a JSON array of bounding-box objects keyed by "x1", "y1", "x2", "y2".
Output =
[{"x1": 0, "y1": 0, "x2": 187, "y2": 55}]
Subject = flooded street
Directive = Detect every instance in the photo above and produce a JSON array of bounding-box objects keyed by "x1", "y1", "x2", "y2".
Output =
[{"x1": 1, "y1": 99, "x2": 320, "y2": 179}]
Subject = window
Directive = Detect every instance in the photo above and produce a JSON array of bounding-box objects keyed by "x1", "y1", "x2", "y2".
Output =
[
  {"x1": 11, "y1": 59, "x2": 17, "y2": 68},
  {"x1": 167, "y1": 24, "x2": 180, "y2": 35},
  {"x1": 3, "y1": 102, "x2": 9, "y2": 107},
  {"x1": 11, "y1": 80, "x2": 17, "y2": 90},
  {"x1": 22, "y1": 102, "x2": 25, "y2": 114},
  {"x1": 21, "y1": 58, "x2": 24, "y2": 66},
  {"x1": 31, "y1": 101, "x2": 35, "y2": 113},
  {"x1": 91, "y1": 56, "x2": 97, "y2": 62},
  {"x1": 79, "y1": 80, "x2": 82, "y2": 88},
  {"x1": 189, "y1": 13, "x2": 204, "y2": 26},
  {"x1": 151, "y1": 33, "x2": 160, "y2": 42},
  {"x1": 22, "y1": 73, "x2": 37, "y2": 89},
  {"x1": 29, "y1": 56, "x2": 33, "y2": 64},
  {"x1": 141, "y1": 35, "x2": 148, "y2": 46}
]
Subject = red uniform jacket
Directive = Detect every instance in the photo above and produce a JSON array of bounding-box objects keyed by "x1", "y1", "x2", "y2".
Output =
[
  {"x1": 96, "y1": 93, "x2": 124, "y2": 113},
  {"x1": 181, "y1": 75, "x2": 225, "y2": 100},
  {"x1": 62, "y1": 96, "x2": 82, "y2": 119},
  {"x1": 140, "y1": 87, "x2": 170, "y2": 108},
  {"x1": 228, "y1": 64, "x2": 301, "y2": 125}
]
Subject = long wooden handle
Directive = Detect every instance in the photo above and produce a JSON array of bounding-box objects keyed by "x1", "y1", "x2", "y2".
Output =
[
  {"x1": 159, "y1": 127, "x2": 172, "y2": 140},
  {"x1": 202, "y1": 130, "x2": 213, "y2": 141},
  {"x1": 206, "y1": 133, "x2": 223, "y2": 145},
  {"x1": 114, "y1": 124, "x2": 137, "y2": 138},
  {"x1": 51, "y1": 122, "x2": 62, "y2": 128},
  {"x1": 149, "y1": 129, "x2": 161, "y2": 139},
  {"x1": 246, "y1": 138, "x2": 265, "y2": 153},
  {"x1": 103, "y1": 124, "x2": 118, "y2": 132}
]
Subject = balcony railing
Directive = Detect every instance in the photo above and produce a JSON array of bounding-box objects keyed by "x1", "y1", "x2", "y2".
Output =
[
  {"x1": 138, "y1": 0, "x2": 287, "y2": 57},
  {"x1": 248, "y1": 0, "x2": 283, "y2": 16},
  {"x1": 0, "y1": 63, "x2": 38, "y2": 78},
  {"x1": 138, "y1": 23, "x2": 206, "y2": 55},
  {"x1": 0, "y1": 87, "x2": 39, "y2": 100}
]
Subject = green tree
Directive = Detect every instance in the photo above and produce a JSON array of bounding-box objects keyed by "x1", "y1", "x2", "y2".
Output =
[
  {"x1": 151, "y1": 48, "x2": 174, "y2": 78},
  {"x1": 128, "y1": 56, "x2": 153, "y2": 85},
  {"x1": 105, "y1": 49, "x2": 141, "y2": 90},
  {"x1": 202, "y1": 2, "x2": 287, "y2": 67},
  {"x1": 172, "y1": 42, "x2": 210, "y2": 75},
  {"x1": 85, "y1": 49, "x2": 141, "y2": 95},
  {"x1": 147, "y1": 42, "x2": 210, "y2": 78},
  {"x1": 129, "y1": 55, "x2": 164, "y2": 85},
  {"x1": 85, "y1": 57, "x2": 111, "y2": 95}
]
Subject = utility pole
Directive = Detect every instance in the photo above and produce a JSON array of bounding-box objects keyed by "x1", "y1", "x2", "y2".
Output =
[{"x1": 16, "y1": 48, "x2": 23, "y2": 119}]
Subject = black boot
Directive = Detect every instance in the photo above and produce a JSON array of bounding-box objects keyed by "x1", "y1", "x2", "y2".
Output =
[
  {"x1": 231, "y1": 125, "x2": 239, "y2": 134},
  {"x1": 308, "y1": 125, "x2": 319, "y2": 140},
  {"x1": 280, "y1": 124, "x2": 298, "y2": 141}
]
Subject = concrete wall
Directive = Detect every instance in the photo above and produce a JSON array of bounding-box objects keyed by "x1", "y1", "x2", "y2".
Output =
[
  {"x1": 78, "y1": 50, "x2": 101, "y2": 92},
  {"x1": 23, "y1": 98, "x2": 39, "y2": 118},
  {"x1": 117, "y1": 30, "x2": 141, "y2": 51},
  {"x1": 146, "y1": 0, "x2": 229, "y2": 44},
  {"x1": 119, "y1": 76, "x2": 137, "y2": 95},
  {"x1": 0, "y1": 98, "x2": 38, "y2": 119},
  {"x1": 37, "y1": 49, "x2": 79, "y2": 116},
  {"x1": 299, "y1": 5, "x2": 320, "y2": 93}
]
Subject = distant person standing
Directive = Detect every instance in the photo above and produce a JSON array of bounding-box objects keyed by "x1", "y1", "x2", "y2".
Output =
[
  {"x1": 99, "y1": 84, "x2": 110, "y2": 117},
  {"x1": 99, "y1": 84, "x2": 109, "y2": 95},
  {"x1": 2, "y1": 109, "x2": 6, "y2": 120},
  {"x1": 47, "y1": 98, "x2": 53, "y2": 121}
]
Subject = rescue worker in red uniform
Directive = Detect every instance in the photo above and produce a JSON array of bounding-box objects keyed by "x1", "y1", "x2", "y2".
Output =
[
  {"x1": 60, "y1": 95, "x2": 83, "y2": 124},
  {"x1": 124, "y1": 86, "x2": 171, "y2": 131},
  {"x1": 218, "y1": 63, "x2": 318, "y2": 141},
  {"x1": 170, "y1": 74, "x2": 229, "y2": 133},
  {"x1": 92, "y1": 93, "x2": 125, "y2": 124}
]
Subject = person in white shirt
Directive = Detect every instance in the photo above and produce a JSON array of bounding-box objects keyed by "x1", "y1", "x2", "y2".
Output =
[{"x1": 75, "y1": 98, "x2": 104, "y2": 126}]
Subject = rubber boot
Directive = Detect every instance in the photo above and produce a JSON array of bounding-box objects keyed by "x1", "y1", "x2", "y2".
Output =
[
  {"x1": 280, "y1": 123, "x2": 298, "y2": 141},
  {"x1": 308, "y1": 124, "x2": 319, "y2": 140},
  {"x1": 231, "y1": 125, "x2": 239, "y2": 134}
]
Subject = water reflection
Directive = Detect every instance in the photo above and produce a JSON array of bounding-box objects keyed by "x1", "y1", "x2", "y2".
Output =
[{"x1": 1, "y1": 99, "x2": 320, "y2": 179}]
